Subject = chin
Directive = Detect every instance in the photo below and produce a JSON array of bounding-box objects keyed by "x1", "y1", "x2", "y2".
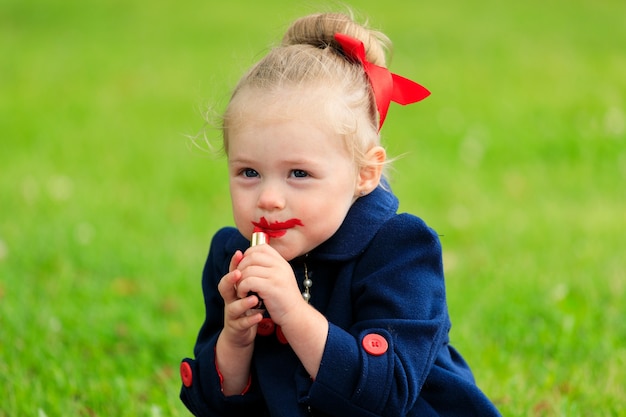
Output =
[{"x1": 274, "y1": 245, "x2": 304, "y2": 261}]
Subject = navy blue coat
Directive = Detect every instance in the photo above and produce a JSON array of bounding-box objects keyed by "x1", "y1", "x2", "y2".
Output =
[{"x1": 180, "y1": 186, "x2": 501, "y2": 416}]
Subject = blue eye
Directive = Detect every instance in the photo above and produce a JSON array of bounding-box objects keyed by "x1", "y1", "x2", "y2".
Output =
[
  {"x1": 292, "y1": 170, "x2": 308, "y2": 178},
  {"x1": 243, "y1": 168, "x2": 259, "y2": 178}
]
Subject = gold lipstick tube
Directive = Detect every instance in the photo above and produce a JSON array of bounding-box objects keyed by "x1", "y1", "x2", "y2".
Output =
[
  {"x1": 248, "y1": 231, "x2": 268, "y2": 309},
  {"x1": 251, "y1": 231, "x2": 268, "y2": 246}
]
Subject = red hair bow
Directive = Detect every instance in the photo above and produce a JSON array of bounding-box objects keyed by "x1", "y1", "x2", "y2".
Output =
[{"x1": 334, "y1": 33, "x2": 430, "y2": 131}]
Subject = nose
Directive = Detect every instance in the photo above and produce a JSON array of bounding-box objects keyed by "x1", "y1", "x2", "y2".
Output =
[{"x1": 257, "y1": 181, "x2": 286, "y2": 211}]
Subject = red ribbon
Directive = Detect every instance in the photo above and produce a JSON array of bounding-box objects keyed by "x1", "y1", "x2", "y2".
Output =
[{"x1": 334, "y1": 33, "x2": 430, "y2": 131}]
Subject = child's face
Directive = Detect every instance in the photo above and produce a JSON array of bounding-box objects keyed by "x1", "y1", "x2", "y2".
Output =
[{"x1": 227, "y1": 110, "x2": 360, "y2": 261}]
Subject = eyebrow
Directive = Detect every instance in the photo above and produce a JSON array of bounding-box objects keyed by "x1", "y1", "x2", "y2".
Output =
[{"x1": 228, "y1": 157, "x2": 322, "y2": 167}]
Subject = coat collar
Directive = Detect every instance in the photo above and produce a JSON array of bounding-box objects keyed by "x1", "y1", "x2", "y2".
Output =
[{"x1": 309, "y1": 184, "x2": 398, "y2": 261}]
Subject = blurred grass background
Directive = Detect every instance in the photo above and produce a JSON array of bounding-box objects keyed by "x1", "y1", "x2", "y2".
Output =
[{"x1": 1, "y1": 0, "x2": 624, "y2": 415}]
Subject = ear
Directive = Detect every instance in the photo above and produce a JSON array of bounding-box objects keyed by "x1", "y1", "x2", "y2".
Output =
[{"x1": 356, "y1": 146, "x2": 386, "y2": 196}]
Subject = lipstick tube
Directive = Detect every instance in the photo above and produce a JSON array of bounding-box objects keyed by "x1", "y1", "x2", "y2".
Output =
[
  {"x1": 251, "y1": 231, "x2": 268, "y2": 246},
  {"x1": 248, "y1": 231, "x2": 268, "y2": 309}
]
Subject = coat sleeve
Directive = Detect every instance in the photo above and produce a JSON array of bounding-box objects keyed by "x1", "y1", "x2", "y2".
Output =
[
  {"x1": 179, "y1": 228, "x2": 263, "y2": 417},
  {"x1": 305, "y1": 214, "x2": 451, "y2": 416}
]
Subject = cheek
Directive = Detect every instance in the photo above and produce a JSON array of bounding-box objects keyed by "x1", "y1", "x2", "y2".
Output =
[
  {"x1": 230, "y1": 190, "x2": 253, "y2": 230},
  {"x1": 302, "y1": 193, "x2": 353, "y2": 231}
]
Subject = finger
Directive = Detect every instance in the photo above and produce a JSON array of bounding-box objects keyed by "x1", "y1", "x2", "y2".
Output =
[
  {"x1": 227, "y1": 311, "x2": 263, "y2": 335},
  {"x1": 239, "y1": 245, "x2": 279, "y2": 269},
  {"x1": 229, "y1": 250, "x2": 244, "y2": 272},
  {"x1": 218, "y1": 269, "x2": 242, "y2": 303},
  {"x1": 234, "y1": 275, "x2": 263, "y2": 301},
  {"x1": 225, "y1": 296, "x2": 264, "y2": 322}
]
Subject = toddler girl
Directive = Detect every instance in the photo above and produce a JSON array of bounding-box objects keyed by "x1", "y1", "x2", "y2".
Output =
[{"x1": 180, "y1": 12, "x2": 501, "y2": 417}]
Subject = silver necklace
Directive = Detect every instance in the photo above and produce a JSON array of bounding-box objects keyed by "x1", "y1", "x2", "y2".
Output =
[{"x1": 302, "y1": 262, "x2": 312, "y2": 303}]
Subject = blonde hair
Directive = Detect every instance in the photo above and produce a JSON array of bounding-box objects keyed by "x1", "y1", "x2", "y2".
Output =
[{"x1": 222, "y1": 13, "x2": 392, "y2": 170}]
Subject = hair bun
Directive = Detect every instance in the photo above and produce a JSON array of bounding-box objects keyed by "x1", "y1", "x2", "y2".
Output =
[{"x1": 282, "y1": 13, "x2": 389, "y2": 67}]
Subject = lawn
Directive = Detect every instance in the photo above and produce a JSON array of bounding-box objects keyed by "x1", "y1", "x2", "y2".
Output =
[{"x1": 1, "y1": 0, "x2": 624, "y2": 415}]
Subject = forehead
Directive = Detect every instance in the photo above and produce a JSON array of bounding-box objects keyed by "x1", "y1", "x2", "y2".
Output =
[
  {"x1": 226, "y1": 85, "x2": 348, "y2": 132},
  {"x1": 227, "y1": 115, "x2": 348, "y2": 163},
  {"x1": 226, "y1": 87, "x2": 352, "y2": 153}
]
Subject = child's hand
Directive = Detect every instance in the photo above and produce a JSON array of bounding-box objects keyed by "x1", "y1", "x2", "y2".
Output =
[
  {"x1": 235, "y1": 244, "x2": 305, "y2": 327},
  {"x1": 217, "y1": 250, "x2": 264, "y2": 348},
  {"x1": 235, "y1": 244, "x2": 328, "y2": 378}
]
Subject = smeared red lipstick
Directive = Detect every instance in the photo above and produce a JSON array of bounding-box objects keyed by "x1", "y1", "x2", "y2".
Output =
[{"x1": 252, "y1": 217, "x2": 303, "y2": 238}]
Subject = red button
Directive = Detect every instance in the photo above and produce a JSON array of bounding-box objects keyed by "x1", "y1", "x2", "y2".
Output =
[
  {"x1": 257, "y1": 318, "x2": 275, "y2": 336},
  {"x1": 362, "y1": 333, "x2": 388, "y2": 356},
  {"x1": 180, "y1": 361, "x2": 193, "y2": 387},
  {"x1": 276, "y1": 326, "x2": 288, "y2": 344}
]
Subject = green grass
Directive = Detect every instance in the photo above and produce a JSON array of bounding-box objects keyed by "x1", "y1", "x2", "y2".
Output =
[{"x1": 1, "y1": 0, "x2": 624, "y2": 415}]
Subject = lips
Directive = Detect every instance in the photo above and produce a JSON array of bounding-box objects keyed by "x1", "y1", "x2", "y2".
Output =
[{"x1": 252, "y1": 217, "x2": 303, "y2": 238}]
